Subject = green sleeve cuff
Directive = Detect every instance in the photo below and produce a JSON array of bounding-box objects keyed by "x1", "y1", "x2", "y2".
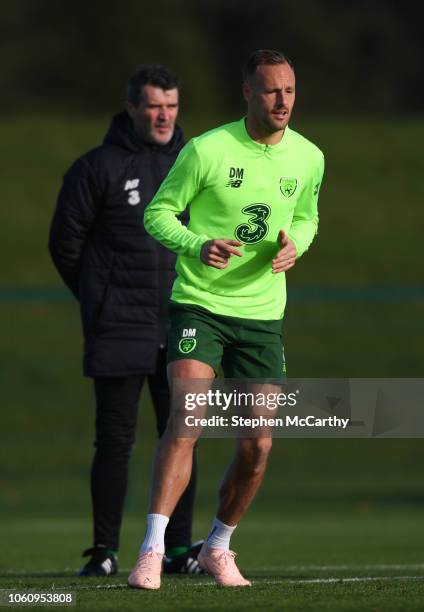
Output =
[
  {"x1": 188, "y1": 235, "x2": 209, "y2": 259},
  {"x1": 287, "y1": 234, "x2": 301, "y2": 258}
]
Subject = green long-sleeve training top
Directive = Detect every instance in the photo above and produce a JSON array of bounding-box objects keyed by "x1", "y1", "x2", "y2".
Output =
[{"x1": 144, "y1": 118, "x2": 324, "y2": 320}]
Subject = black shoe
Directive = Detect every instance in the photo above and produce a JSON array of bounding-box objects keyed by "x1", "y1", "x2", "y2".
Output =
[
  {"x1": 77, "y1": 546, "x2": 118, "y2": 577},
  {"x1": 163, "y1": 541, "x2": 207, "y2": 575}
]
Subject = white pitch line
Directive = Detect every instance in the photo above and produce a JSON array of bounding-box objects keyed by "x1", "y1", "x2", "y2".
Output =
[
  {"x1": 8, "y1": 575, "x2": 422, "y2": 590},
  {"x1": 259, "y1": 563, "x2": 424, "y2": 572},
  {"x1": 3, "y1": 563, "x2": 424, "y2": 576},
  {"x1": 270, "y1": 576, "x2": 424, "y2": 585}
]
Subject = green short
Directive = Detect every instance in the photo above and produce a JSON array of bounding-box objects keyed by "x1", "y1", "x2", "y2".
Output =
[{"x1": 167, "y1": 302, "x2": 286, "y2": 379}]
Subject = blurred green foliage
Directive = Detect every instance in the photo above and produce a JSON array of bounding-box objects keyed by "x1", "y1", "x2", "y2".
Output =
[{"x1": 0, "y1": 1, "x2": 423, "y2": 114}]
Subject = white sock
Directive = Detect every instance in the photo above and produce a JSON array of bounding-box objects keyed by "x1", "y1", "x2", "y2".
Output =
[
  {"x1": 140, "y1": 513, "x2": 169, "y2": 554},
  {"x1": 206, "y1": 517, "x2": 237, "y2": 550}
]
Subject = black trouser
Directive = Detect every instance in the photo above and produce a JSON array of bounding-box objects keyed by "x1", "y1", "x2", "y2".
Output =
[{"x1": 91, "y1": 348, "x2": 196, "y2": 551}]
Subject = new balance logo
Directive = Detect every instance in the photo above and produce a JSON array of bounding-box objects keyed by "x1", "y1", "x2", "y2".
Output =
[
  {"x1": 124, "y1": 179, "x2": 139, "y2": 190},
  {"x1": 226, "y1": 167, "x2": 244, "y2": 188}
]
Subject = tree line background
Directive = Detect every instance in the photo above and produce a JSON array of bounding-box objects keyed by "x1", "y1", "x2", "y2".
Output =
[{"x1": 1, "y1": 0, "x2": 423, "y2": 117}]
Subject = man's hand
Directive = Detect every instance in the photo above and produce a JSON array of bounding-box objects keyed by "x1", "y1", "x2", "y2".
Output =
[
  {"x1": 200, "y1": 239, "x2": 243, "y2": 269},
  {"x1": 272, "y1": 230, "x2": 297, "y2": 273}
]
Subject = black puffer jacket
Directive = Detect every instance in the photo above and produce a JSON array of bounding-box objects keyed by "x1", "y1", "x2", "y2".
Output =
[{"x1": 49, "y1": 111, "x2": 184, "y2": 377}]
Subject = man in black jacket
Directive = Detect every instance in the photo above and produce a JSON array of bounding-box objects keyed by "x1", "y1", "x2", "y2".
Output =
[{"x1": 49, "y1": 65, "x2": 202, "y2": 577}]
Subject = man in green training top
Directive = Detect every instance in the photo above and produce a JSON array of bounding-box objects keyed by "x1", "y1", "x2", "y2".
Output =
[{"x1": 128, "y1": 49, "x2": 324, "y2": 590}]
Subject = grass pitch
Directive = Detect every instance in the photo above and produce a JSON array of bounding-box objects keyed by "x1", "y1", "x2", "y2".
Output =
[
  {"x1": 1, "y1": 510, "x2": 424, "y2": 611},
  {"x1": 1, "y1": 115, "x2": 423, "y2": 610}
]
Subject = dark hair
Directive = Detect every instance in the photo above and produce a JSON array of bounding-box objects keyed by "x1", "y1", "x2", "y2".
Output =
[
  {"x1": 127, "y1": 64, "x2": 179, "y2": 106},
  {"x1": 242, "y1": 49, "x2": 294, "y2": 82}
]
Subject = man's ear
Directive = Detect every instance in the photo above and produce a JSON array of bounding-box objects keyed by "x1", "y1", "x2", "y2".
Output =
[
  {"x1": 242, "y1": 82, "x2": 252, "y2": 103},
  {"x1": 126, "y1": 101, "x2": 135, "y2": 118}
]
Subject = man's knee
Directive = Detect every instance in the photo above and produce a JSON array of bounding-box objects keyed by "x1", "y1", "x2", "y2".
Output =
[
  {"x1": 94, "y1": 430, "x2": 136, "y2": 459},
  {"x1": 238, "y1": 437, "x2": 273, "y2": 466},
  {"x1": 160, "y1": 429, "x2": 198, "y2": 451}
]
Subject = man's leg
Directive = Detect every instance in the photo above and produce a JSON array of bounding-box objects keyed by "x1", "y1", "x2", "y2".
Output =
[
  {"x1": 128, "y1": 359, "x2": 213, "y2": 589},
  {"x1": 80, "y1": 376, "x2": 142, "y2": 576},
  {"x1": 148, "y1": 358, "x2": 213, "y2": 518},
  {"x1": 216, "y1": 436, "x2": 273, "y2": 525},
  {"x1": 148, "y1": 349, "x2": 202, "y2": 573},
  {"x1": 129, "y1": 360, "x2": 271, "y2": 588},
  {"x1": 203, "y1": 326, "x2": 281, "y2": 552},
  {"x1": 196, "y1": 436, "x2": 272, "y2": 587}
]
